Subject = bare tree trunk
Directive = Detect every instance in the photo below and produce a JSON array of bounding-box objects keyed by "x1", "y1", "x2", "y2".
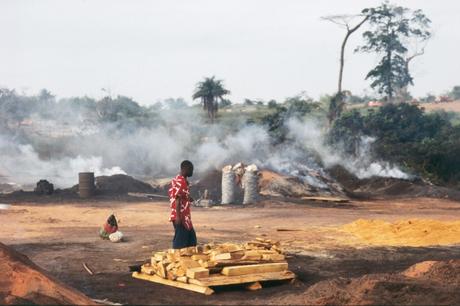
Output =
[
  {"x1": 337, "y1": 16, "x2": 369, "y2": 94},
  {"x1": 387, "y1": 49, "x2": 393, "y2": 102}
]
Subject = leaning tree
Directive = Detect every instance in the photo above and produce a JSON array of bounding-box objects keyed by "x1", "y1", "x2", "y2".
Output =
[
  {"x1": 356, "y1": 2, "x2": 431, "y2": 103},
  {"x1": 322, "y1": 13, "x2": 369, "y2": 124},
  {"x1": 192, "y1": 76, "x2": 230, "y2": 122}
]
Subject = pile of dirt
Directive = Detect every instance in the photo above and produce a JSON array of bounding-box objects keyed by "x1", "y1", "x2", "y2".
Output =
[
  {"x1": 402, "y1": 259, "x2": 460, "y2": 286},
  {"x1": 0, "y1": 242, "x2": 94, "y2": 305},
  {"x1": 69, "y1": 174, "x2": 156, "y2": 195},
  {"x1": 259, "y1": 170, "x2": 343, "y2": 198},
  {"x1": 95, "y1": 174, "x2": 155, "y2": 194},
  {"x1": 341, "y1": 219, "x2": 460, "y2": 247},
  {"x1": 327, "y1": 164, "x2": 460, "y2": 200},
  {"x1": 298, "y1": 260, "x2": 460, "y2": 305}
]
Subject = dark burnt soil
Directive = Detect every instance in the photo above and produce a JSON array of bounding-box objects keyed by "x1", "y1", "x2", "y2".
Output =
[
  {"x1": 9, "y1": 230, "x2": 460, "y2": 305},
  {"x1": 2, "y1": 196, "x2": 460, "y2": 305},
  {"x1": 327, "y1": 165, "x2": 460, "y2": 201}
]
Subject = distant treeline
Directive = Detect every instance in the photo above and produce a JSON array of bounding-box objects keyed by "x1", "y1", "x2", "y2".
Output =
[{"x1": 329, "y1": 104, "x2": 460, "y2": 185}]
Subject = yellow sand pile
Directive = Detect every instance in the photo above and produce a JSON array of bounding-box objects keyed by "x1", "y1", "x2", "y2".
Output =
[{"x1": 341, "y1": 219, "x2": 460, "y2": 247}]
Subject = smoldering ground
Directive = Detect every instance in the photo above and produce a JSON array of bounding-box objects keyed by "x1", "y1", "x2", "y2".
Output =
[{"x1": 0, "y1": 90, "x2": 409, "y2": 189}]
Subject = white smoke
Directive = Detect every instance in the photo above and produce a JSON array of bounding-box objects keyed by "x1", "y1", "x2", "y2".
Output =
[
  {"x1": 0, "y1": 138, "x2": 125, "y2": 188},
  {"x1": 286, "y1": 119, "x2": 410, "y2": 179},
  {"x1": 0, "y1": 103, "x2": 410, "y2": 190}
]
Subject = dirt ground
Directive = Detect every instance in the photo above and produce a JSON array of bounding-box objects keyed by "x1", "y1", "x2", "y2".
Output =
[
  {"x1": 1, "y1": 196, "x2": 460, "y2": 305},
  {"x1": 420, "y1": 100, "x2": 460, "y2": 113}
]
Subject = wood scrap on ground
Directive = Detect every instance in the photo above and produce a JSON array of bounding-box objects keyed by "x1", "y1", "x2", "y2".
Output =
[
  {"x1": 301, "y1": 196, "x2": 350, "y2": 203},
  {"x1": 132, "y1": 238, "x2": 295, "y2": 294},
  {"x1": 82, "y1": 262, "x2": 94, "y2": 275}
]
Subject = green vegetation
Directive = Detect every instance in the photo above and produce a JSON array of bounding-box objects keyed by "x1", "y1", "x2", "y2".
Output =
[
  {"x1": 329, "y1": 104, "x2": 460, "y2": 185},
  {"x1": 357, "y1": 2, "x2": 431, "y2": 102},
  {"x1": 192, "y1": 76, "x2": 230, "y2": 123}
]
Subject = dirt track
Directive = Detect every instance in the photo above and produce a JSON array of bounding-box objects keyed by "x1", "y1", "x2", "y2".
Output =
[{"x1": 1, "y1": 197, "x2": 460, "y2": 305}]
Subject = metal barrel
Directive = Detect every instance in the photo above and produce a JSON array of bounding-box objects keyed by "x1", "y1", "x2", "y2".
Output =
[{"x1": 78, "y1": 172, "x2": 95, "y2": 198}]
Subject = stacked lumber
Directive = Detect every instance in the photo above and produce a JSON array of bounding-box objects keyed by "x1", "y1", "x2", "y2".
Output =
[{"x1": 133, "y1": 238, "x2": 295, "y2": 295}]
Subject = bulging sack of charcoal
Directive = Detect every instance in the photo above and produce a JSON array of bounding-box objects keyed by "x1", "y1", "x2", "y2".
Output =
[
  {"x1": 109, "y1": 230, "x2": 124, "y2": 243},
  {"x1": 99, "y1": 213, "x2": 119, "y2": 239},
  {"x1": 243, "y1": 165, "x2": 259, "y2": 204},
  {"x1": 221, "y1": 165, "x2": 236, "y2": 204}
]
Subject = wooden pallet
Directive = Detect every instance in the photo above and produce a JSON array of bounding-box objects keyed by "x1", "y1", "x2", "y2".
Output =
[
  {"x1": 301, "y1": 196, "x2": 350, "y2": 203},
  {"x1": 132, "y1": 270, "x2": 295, "y2": 295}
]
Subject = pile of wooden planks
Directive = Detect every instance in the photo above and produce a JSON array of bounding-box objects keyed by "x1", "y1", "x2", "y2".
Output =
[{"x1": 132, "y1": 238, "x2": 295, "y2": 295}]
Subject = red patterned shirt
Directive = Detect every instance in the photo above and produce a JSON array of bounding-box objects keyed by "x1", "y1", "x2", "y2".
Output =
[{"x1": 168, "y1": 175, "x2": 193, "y2": 230}]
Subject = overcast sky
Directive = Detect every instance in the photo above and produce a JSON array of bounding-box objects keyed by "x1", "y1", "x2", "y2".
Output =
[{"x1": 1, "y1": 0, "x2": 459, "y2": 105}]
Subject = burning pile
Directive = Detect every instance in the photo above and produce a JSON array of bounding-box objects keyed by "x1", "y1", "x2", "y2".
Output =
[{"x1": 133, "y1": 238, "x2": 295, "y2": 295}]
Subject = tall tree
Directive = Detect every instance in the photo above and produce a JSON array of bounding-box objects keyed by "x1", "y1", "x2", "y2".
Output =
[
  {"x1": 322, "y1": 14, "x2": 369, "y2": 124},
  {"x1": 356, "y1": 1, "x2": 431, "y2": 102},
  {"x1": 322, "y1": 14, "x2": 370, "y2": 95},
  {"x1": 192, "y1": 76, "x2": 230, "y2": 122}
]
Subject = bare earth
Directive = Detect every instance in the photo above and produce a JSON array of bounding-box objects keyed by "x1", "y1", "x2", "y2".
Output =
[
  {"x1": 421, "y1": 100, "x2": 460, "y2": 113},
  {"x1": 1, "y1": 197, "x2": 460, "y2": 305}
]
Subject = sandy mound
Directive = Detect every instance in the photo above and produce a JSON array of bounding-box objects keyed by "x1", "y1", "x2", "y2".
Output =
[
  {"x1": 402, "y1": 259, "x2": 460, "y2": 285},
  {"x1": 299, "y1": 260, "x2": 460, "y2": 305},
  {"x1": 0, "y1": 242, "x2": 94, "y2": 305},
  {"x1": 341, "y1": 219, "x2": 460, "y2": 247}
]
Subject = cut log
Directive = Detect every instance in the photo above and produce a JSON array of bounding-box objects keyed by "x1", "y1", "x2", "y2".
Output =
[
  {"x1": 212, "y1": 253, "x2": 231, "y2": 260},
  {"x1": 191, "y1": 254, "x2": 209, "y2": 261},
  {"x1": 214, "y1": 259, "x2": 283, "y2": 267},
  {"x1": 176, "y1": 276, "x2": 188, "y2": 283},
  {"x1": 221, "y1": 263, "x2": 288, "y2": 276},
  {"x1": 179, "y1": 258, "x2": 201, "y2": 269},
  {"x1": 230, "y1": 251, "x2": 245, "y2": 260},
  {"x1": 245, "y1": 281, "x2": 262, "y2": 291},
  {"x1": 132, "y1": 272, "x2": 214, "y2": 295},
  {"x1": 262, "y1": 254, "x2": 285, "y2": 261},
  {"x1": 175, "y1": 267, "x2": 186, "y2": 277},
  {"x1": 153, "y1": 252, "x2": 166, "y2": 262},
  {"x1": 166, "y1": 263, "x2": 175, "y2": 271},
  {"x1": 220, "y1": 243, "x2": 243, "y2": 252},
  {"x1": 188, "y1": 270, "x2": 295, "y2": 287},
  {"x1": 242, "y1": 254, "x2": 262, "y2": 260},
  {"x1": 157, "y1": 263, "x2": 166, "y2": 278},
  {"x1": 180, "y1": 246, "x2": 196, "y2": 256},
  {"x1": 167, "y1": 271, "x2": 177, "y2": 281},
  {"x1": 186, "y1": 267, "x2": 210, "y2": 279},
  {"x1": 141, "y1": 265, "x2": 155, "y2": 275},
  {"x1": 301, "y1": 196, "x2": 349, "y2": 203}
]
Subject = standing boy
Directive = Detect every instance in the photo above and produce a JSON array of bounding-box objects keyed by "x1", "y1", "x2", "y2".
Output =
[{"x1": 168, "y1": 160, "x2": 197, "y2": 249}]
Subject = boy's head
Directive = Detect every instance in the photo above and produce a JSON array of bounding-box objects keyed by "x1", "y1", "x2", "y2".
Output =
[{"x1": 180, "y1": 160, "x2": 194, "y2": 177}]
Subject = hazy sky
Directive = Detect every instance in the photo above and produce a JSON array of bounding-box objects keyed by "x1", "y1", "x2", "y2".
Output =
[{"x1": 1, "y1": 0, "x2": 459, "y2": 104}]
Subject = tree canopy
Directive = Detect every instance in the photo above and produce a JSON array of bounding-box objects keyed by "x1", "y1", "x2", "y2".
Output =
[
  {"x1": 192, "y1": 76, "x2": 230, "y2": 122},
  {"x1": 356, "y1": 1, "x2": 431, "y2": 102}
]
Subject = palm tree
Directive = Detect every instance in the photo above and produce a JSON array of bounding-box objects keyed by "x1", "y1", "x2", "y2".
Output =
[{"x1": 193, "y1": 76, "x2": 230, "y2": 122}]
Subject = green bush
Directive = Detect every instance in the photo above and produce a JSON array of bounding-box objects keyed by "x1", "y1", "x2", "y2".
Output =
[{"x1": 329, "y1": 103, "x2": 460, "y2": 185}]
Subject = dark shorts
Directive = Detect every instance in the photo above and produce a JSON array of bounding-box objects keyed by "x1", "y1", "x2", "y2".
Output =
[{"x1": 172, "y1": 223, "x2": 197, "y2": 249}]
